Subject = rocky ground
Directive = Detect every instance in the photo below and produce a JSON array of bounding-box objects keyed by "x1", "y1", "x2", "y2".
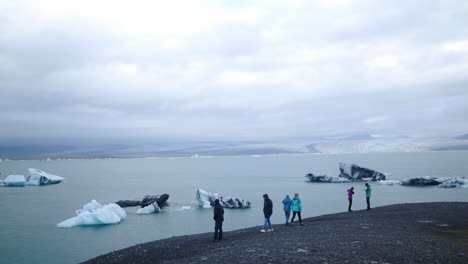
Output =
[{"x1": 83, "y1": 202, "x2": 468, "y2": 264}]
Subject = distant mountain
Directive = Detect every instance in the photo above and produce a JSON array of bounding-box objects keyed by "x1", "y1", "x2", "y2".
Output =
[{"x1": 456, "y1": 133, "x2": 468, "y2": 140}]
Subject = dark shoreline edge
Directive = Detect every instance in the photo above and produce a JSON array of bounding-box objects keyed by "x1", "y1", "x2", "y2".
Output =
[{"x1": 83, "y1": 202, "x2": 468, "y2": 264}]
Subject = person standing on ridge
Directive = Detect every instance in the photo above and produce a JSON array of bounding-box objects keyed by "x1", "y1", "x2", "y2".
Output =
[
  {"x1": 365, "y1": 183, "x2": 372, "y2": 210},
  {"x1": 347, "y1": 187, "x2": 355, "y2": 212},
  {"x1": 261, "y1": 194, "x2": 273, "y2": 232},
  {"x1": 213, "y1": 199, "x2": 224, "y2": 241},
  {"x1": 290, "y1": 193, "x2": 303, "y2": 225},
  {"x1": 282, "y1": 194, "x2": 292, "y2": 225}
]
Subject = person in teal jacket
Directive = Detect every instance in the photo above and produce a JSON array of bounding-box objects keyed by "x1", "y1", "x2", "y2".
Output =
[
  {"x1": 365, "y1": 183, "x2": 372, "y2": 210},
  {"x1": 282, "y1": 194, "x2": 292, "y2": 225},
  {"x1": 290, "y1": 193, "x2": 303, "y2": 225}
]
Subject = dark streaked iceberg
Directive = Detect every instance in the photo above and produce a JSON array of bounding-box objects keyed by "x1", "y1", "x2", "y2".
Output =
[
  {"x1": 305, "y1": 173, "x2": 349, "y2": 183},
  {"x1": 196, "y1": 189, "x2": 251, "y2": 209},
  {"x1": 401, "y1": 177, "x2": 468, "y2": 188},
  {"x1": 339, "y1": 163, "x2": 386, "y2": 181},
  {"x1": 116, "y1": 194, "x2": 169, "y2": 208}
]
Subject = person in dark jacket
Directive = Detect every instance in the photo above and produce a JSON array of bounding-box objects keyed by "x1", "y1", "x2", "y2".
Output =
[
  {"x1": 261, "y1": 194, "x2": 273, "y2": 232},
  {"x1": 213, "y1": 199, "x2": 224, "y2": 241},
  {"x1": 347, "y1": 187, "x2": 354, "y2": 212}
]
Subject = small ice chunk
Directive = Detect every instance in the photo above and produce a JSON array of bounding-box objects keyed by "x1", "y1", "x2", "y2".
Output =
[
  {"x1": 3, "y1": 175, "x2": 26, "y2": 187},
  {"x1": 377, "y1": 180, "x2": 401, "y2": 185},
  {"x1": 137, "y1": 203, "x2": 161, "y2": 214}
]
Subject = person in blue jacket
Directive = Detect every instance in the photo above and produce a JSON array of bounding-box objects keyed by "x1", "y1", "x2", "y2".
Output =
[
  {"x1": 290, "y1": 193, "x2": 303, "y2": 225},
  {"x1": 282, "y1": 194, "x2": 292, "y2": 225}
]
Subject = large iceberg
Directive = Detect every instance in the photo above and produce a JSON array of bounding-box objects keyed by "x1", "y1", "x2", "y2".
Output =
[
  {"x1": 26, "y1": 168, "x2": 64, "y2": 186},
  {"x1": 339, "y1": 163, "x2": 386, "y2": 181},
  {"x1": 196, "y1": 189, "x2": 251, "y2": 209},
  {"x1": 57, "y1": 200, "x2": 126, "y2": 228},
  {"x1": 305, "y1": 173, "x2": 349, "y2": 183},
  {"x1": 3, "y1": 175, "x2": 26, "y2": 187},
  {"x1": 401, "y1": 177, "x2": 442, "y2": 186}
]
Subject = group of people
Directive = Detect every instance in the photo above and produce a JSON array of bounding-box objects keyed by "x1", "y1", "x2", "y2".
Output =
[
  {"x1": 212, "y1": 183, "x2": 373, "y2": 241},
  {"x1": 347, "y1": 183, "x2": 372, "y2": 212}
]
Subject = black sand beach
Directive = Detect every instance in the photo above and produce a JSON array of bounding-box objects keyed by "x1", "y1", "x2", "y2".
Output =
[{"x1": 83, "y1": 202, "x2": 468, "y2": 264}]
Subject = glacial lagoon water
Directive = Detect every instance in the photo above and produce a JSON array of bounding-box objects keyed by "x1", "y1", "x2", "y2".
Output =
[{"x1": 1, "y1": 151, "x2": 468, "y2": 264}]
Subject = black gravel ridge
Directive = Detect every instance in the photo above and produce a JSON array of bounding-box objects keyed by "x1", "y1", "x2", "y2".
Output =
[{"x1": 83, "y1": 202, "x2": 468, "y2": 264}]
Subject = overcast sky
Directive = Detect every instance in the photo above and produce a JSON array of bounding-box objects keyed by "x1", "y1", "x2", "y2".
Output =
[{"x1": 1, "y1": 0, "x2": 467, "y2": 145}]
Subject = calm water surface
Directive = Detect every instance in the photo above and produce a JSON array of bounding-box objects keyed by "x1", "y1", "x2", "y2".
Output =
[{"x1": 1, "y1": 151, "x2": 468, "y2": 264}]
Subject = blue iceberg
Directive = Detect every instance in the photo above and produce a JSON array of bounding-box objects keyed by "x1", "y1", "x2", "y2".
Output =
[{"x1": 57, "y1": 200, "x2": 127, "y2": 228}]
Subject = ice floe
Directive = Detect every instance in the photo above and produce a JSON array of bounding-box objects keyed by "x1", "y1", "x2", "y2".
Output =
[
  {"x1": 196, "y1": 189, "x2": 251, "y2": 209},
  {"x1": 57, "y1": 200, "x2": 126, "y2": 228},
  {"x1": 3, "y1": 175, "x2": 26, "y2": 187}
]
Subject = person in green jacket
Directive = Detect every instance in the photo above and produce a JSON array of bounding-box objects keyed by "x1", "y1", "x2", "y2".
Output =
[
  {"x1": 365, "y1": 183, "x2": 372, "y2": 210},
  {"x1": 290, "y1": 193, "x2": 303, "y2": 225}
]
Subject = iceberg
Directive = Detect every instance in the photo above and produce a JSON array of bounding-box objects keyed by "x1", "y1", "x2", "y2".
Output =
[
  {"x1": 438, "y1": 178, "x2": 468, "y2": 188},
  {"x1": 401, "y1": 177, "x2": 442, "y2": 186},
  {"x1": 196, "y1": 189, "x2": 251, "y2": 209},
  {"x1": 57, "y1": 200, "x2": 126, "y2": 228},
  {"x1": 137, "y1": 203, "x2": 161, "y2": 214},
  {"x1": 116, "y1": 194, "x2": 169, "y2": 208},
  {"x1": 3, "y1": 175, "x2": 26, "y2": 187},
  {"x1": 401, "y1": 177, "x2": 468, "y2": 188},
  {"x1": 339, "y1": 163, "x2": 386, "y2": 181},
  {"x1": 26, "y1": 168, "x2": 64, "y2": 186},
  {"x1": 305, "y1": 173, "x2": 349, "y2": 183},
  {"x1": 377, "y1": 180, "x2": 401, "y2": 185}
]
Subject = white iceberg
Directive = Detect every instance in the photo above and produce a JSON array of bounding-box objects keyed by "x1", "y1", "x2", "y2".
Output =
[
  {"x1": 196, "y1": 189, "x2": 251, "y2": 209},
  {"x1": 377, "y1": 180, "x2": 401, "y2": 185},
  {"x1": 137, "y1": 203, "x2": 161, "y2": 214},
  {"x1": 197, "y1": 189, "x2": 218, "y2": 208},
  {"x1": 438, "y1": 178, "x2": 468, "y2": 188},
  {"x1": 57, "y1": 200, "x2": 126, "y2": 228},
  {"x1": 26, "y1": 168, "x2": 64, "y2": 186},
  {"x1": 3, "y1": 175, "x2": 26, "y2": 187}
]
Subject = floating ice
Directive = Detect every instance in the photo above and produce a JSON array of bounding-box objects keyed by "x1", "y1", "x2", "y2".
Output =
[
  {"x1": 402, "y1": 176, "x2": 468, "y2": 188},
  {"x1": 26, "y1": 168, "x2": 64, "y2": 186},
  {"x1": 196, "y1": 189, "x2": 251, "y2": 209},
  {"x1": 3, "y1": 175, "x2": 26, "y2": 187},
  {"x1": 177, "y1": 206, "x2": 191, "y2": 211},
  {"x1": 57, "y1": 200, "x2": 126, "y2": 228},
  {"x1": 339, "y1": 163, "x2": 386, "y2": 181},
  {"x1": 377, "y1": 180, "x2": 401, "y2": 185},
  {"x1": 305, "y1": 173, "x2": 349, "y2": 183},
  {"x1": 137, "y1": 203, "x2": 161, "y2": 214}
]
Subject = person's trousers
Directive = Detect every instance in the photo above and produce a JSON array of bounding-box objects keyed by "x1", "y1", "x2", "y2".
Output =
[
  {"x1": 284, "y1": 210, "x2": 291, "y2": 224},
  {"x1": 214, "y1": 220, "x2": 223, "y2": 240},
  {"x1": 366, "y1": 197, "x2": 371, "y2": 210},
  {"x1": 291, "y1": 211, "x2": 302, "y2": 224},
  {"x1": 263, "y1": 218, "x2": 272, "y2": 230},
  {"x1": 348, "y1": 198, "x2": 353, "y2": 211}
]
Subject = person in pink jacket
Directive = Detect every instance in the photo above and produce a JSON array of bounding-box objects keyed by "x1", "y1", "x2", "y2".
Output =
[{"x1": 347, "y1": 187, "x2": 354, "y2": 212}]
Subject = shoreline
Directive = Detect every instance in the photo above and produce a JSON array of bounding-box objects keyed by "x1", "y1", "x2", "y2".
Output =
[{"x1": 83, "y1": 202, "x2": 468, "y2": 264}]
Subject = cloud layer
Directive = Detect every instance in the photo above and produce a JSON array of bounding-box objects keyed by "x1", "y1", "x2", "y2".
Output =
[{"x1": 1, "y1": 0, "x2": 468, "y2": 145}]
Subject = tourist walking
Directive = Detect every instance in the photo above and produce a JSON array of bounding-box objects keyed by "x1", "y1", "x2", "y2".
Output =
[
  {"x1": 282, "y1": 194, "x2": 292, "y2": 225},
  {"x1": 347, "y1": 187, "x2": 354, "y2": 212},
  {"x1": 213, "y1": 199, "x2": 224, "y2": 241},
  {"x1": 365, "y1": 183, "x2": 372, "y2": 210},
  {"x1": 261, "y1": 194, "x2": 273, "y2": 232},
  {"x1": 290, "y1": 193, "x2": 303, "y2": 225}
]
